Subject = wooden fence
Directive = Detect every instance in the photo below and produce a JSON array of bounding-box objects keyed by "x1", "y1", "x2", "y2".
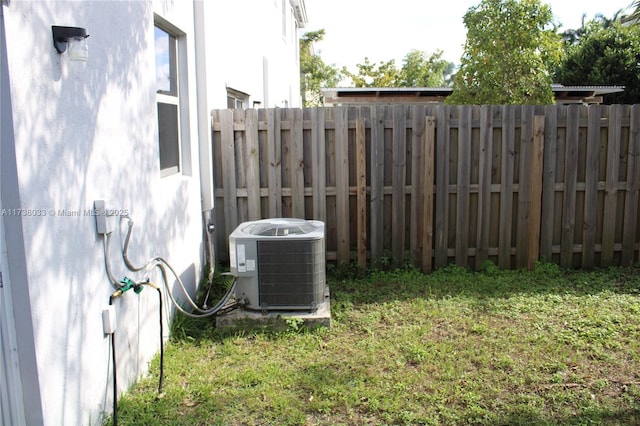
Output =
[{"x1": 211, "y1": 105, "x2": 640, "y2": 272}]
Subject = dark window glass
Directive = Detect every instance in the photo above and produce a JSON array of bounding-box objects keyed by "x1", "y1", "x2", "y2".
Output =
[{"x1": 157, "y1": 103, "x2": 179, "y2": 174}]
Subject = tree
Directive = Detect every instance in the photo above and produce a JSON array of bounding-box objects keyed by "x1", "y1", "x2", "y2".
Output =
[
  {"x1": 300, "y1": 30, "x2": 342, "y2": 107},
  {"x1": 555, "y1": 20, "x2": 640, "y2": 104},
  {"x1": 341, "y1": 58, "x2": 400, "y2": 88},
  {"x1": 447, "y1": 0, "x2": 563, "y2": 105},
  {"x1": 560, "y1": 11, "x2": 625, "y2": 46},
  {"x1": 342, "y1": 50, "x2": 454, "y2": 88},
  {"x1": 631, "y1": 1, "x2": 640, "y2": 21},
  {"x1": 398, "y1": 50, "x2": 454, "y2": 87}
]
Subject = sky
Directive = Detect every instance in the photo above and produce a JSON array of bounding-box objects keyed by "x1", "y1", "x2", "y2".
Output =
[{"x1": 304, "y1": 0, "x2": 634, "y2": 72}]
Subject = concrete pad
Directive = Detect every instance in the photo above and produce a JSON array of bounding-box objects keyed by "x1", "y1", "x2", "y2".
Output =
[{"x1": 215, "y1": 299, "x2": 331, "y2": 331}]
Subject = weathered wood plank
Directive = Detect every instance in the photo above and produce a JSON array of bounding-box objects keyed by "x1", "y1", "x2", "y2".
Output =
[
  {"x1": 335, "y1": 107, "x2": 350, "y2": 263},
  {"x1": 456, "y1": 105, "x2": 471, "y2": 268},
  {"x1": 540, "y1": 105, "x2": 558, "y2": 261},
  {"x1": 281, "y1": 110, "x2": 292, "y2": 217},
  {"x1": 370, "y1": 106, "x2": 385, "y2": 263},
  {"x1": 290, "y1": 108, "x2": 305, "y2": 218},
  {"x1": 516, "y1": 106, "x2": 534, "y2": 268},
  {"x1": 211, "y1": 105, "x2": 633, "y2": 269},
  {"x1": 233, "y1": 110, "x2": 249, "y2": 223},
  {"x1": 311, "y1": 108, "x2": 327, "y2": 222},
  {"x1": 561, "y1": 105, "x2": 580, "y2": 268},
  {"x1": 422, "y1": 116, "x2": 436, "y2": 273},
  {"x1": 220, "y1": 109, "x2": 238, "y2": 236},
  {"x1": 601, "y1": 104, "x2": 622, "y2": 266},
  {"x1": 356, "y1": 117, "x2": 367, "y2": 267},
  {"x1": 527, "y1": 115, "x2": 545, "y2": 270},
  {"x1": 582, "y1": 105, "x2": 600, "y2": 268},
  {"x1": 245, "y1": 109, "x2": 261, "y2": 220},
  {"x1": 324, "y1": 109, "x2": 338, "y2": 260},
  {"x1": 264, "y1": 109, "x2": 277, "y2": 217},
  {"x1": 410, "y1": 105, "x2": 425, "y2": 265},
  {"x1": 435, "y1": 105, "x2": 450, "y2": 268},
  {"x1": 499, "y1": 106, "x2": 516, "y2": 269},
  {"x1": 622, "y1": 104, "x2": 640, "y2": 266},
  {"x1": 476, "y1": 105, "x2": 493, "y2": 267},
  {"x1": 515, "y1": 105, "x2": 533, "y2": 268},
  {"x1": 211, "y1": 110, "x2": 227, "y2": 258},
  {"x1": 391, "y1": 105, "x2": 407, "y2": 267}
]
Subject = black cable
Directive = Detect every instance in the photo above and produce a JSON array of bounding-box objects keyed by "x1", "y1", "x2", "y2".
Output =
[
  {"x1": 108, "y1": 295, "x2": 118, "y2": 426},
  {"x1": 156, "y1": 287, "x2": 164, "y2": 395}
]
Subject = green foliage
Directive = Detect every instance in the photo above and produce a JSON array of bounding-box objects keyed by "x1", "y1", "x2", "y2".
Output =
[
  {"x1": 342, "y1": 50, "x2": 454, "y2": 88},
  {"x1": 448, "y1": 0, "x2": 562, "y2": 105},
  {"x1": 341, "y1": 57, "x2": 400, "y2": 88},
  {"x1": 631, "y1": 1, "x2": 640, "y2": 21},
  {"x1": 283, "y1": 316, "x2": 305, "y2": 332},
  {"x1": 555, "y1": 20, "x2": 640, "y2": 104},
  {"x1": 398, "y1": 49, "x2": 454, "y2": 87},
  {"x1": 299, "y1": 29, "x2": 342, "y2": 107}
]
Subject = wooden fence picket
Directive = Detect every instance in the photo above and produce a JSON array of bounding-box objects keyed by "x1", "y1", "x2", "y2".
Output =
[{"x1": 211, "y1": 104, "x2": 639, "y2": 270}]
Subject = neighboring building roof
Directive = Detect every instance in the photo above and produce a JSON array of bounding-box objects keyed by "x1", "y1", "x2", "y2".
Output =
[
  {"x1": 322, "y1": 85, "x2": 625, "y2": 105},
  {"x1": 322, "y1": 87, "x2": 452, "y2": 105},
  {"x1": 550, "y1": 84, "x2": 625, "y2": 104}
]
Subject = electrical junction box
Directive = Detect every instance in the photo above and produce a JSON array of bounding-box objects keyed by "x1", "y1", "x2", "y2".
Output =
[
  {"x1": 229, "y1": 218, "x2": 326, "y2": 311},
  {"x1": 102, "y1": 305, "x2": 117, "y2": 334},
  {"x1": 94, "y1": 199, "x2": 115, "y2": 235}
]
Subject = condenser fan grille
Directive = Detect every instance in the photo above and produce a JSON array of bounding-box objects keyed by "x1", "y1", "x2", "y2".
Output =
[{"x1": 257, "y1": 239, "x2": 325, "y2": 308}]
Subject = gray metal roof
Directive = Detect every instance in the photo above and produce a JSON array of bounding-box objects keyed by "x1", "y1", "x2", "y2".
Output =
[{"x1": 322, "y1": 85, "x2": 626, "y2": 105}]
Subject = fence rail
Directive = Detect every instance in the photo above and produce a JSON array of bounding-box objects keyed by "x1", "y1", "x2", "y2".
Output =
[{"x1": 211, "y1": 105, "x2": 640, "y2": 271}]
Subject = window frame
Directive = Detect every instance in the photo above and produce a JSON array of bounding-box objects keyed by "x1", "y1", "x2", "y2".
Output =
[
  {"x1": 226, "y1": 88, "x2": 249, "y2": 110},
  {"x1": 154, "y1": 18, "x2": 190, "y2": 178}
]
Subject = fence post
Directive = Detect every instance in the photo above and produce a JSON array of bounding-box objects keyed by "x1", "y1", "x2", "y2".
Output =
[
  {"x1": 476, "y1": 106, "x2": 493, "y2": 268},
  {"x1": 527, "y1": 115, "x2": 545, "y2": 270},
  {"x1": 245, "y1": 109, "x2": 261, "y2": 220},
  {"x1": 582, "y1": 106, "x2": 601, "y2": 268},
  {"x1": 434, "y1": 106, "x2": 450, "y2": 269},
  {"x1": 392, "y1": 105, "x2": 407, "y2": 267},
  {"x1": 220, "y1": 109, "x2": 238, "y2": 237},
  {"x1": 335, "y1": 107, "x2": 350, "y2": 264},
  {"x1": 560, "y1": 105, "x2": 580, "y2": 268},
  {"x1": 540, "y1": 105, "x2": 558, "y2": 261},
  {"x1": 369, "y1": 106, "x2": 385, "y2": 264},
  {"x1": 622, "y1": 104, "x2": 640, "y2": 266},
  {"x1": 456, "y1": 106, "x2": 472, "y2": 268},
  {"x1": 290, "y1": 108, "x2": 305, "y2": 218},
  {"x1": 311, "y1": 108, "x2": 327, "y2": 222},
  {"x1": 411, "y1": 105, "x2": 426, "y2": 266},
  {"x1": 422, "y1": 116, "x2": 436, "y2": 273},
  {"x1": 499, "y1": 106, "x2": 516, "y2": 269},
  {"x1": 356, "y1": 118, "x2": 367, "y2": 268},
  {"x1": 601, "y1": 105, "x2": 622, "y2": 266}
]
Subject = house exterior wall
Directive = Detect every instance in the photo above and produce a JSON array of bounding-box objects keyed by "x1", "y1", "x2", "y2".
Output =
[
  {"x1": 200, "y1": 0, "x2": 304, "y2": 109},
  {"x1": 2, "y1": 1, "x2": 203, "y2": 424}
]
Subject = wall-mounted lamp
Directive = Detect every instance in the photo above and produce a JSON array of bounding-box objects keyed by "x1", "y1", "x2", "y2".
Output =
[{"x1": 52, "y1": 26, "x2": 89, "y2": 62}]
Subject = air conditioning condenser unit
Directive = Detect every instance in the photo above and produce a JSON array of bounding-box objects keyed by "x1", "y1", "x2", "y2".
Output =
[{"x1": 229, "y1": 218, "x2": 326, "y2": 311}]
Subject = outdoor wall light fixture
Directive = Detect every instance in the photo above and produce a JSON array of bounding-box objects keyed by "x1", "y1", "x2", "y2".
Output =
[{"x1": 52, "y1": 26, "x2": 89, "y2": 62}]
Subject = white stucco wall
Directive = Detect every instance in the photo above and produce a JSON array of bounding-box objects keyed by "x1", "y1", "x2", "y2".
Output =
[
  {"x1": 2, "y1": 1, "x2": 203, "y2": 424},
  {"x1": 201, "y1": 0, "x2": 303, "y2": 108}
]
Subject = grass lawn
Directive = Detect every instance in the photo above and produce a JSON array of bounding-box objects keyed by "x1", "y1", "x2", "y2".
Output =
[{"x1": 111, "y1": 263, "x2": 640, "y2": 425}]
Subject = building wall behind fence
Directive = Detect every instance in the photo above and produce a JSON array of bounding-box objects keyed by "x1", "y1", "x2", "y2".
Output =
[{"x1": 212, "y1": 105, "x2": 640, "y2": 271}]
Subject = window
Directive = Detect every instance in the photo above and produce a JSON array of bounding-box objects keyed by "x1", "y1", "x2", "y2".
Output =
[
  {"x1": 294, "y1": 20, "x2": 299, "y2": 63},
  {"x1": 226, "y1": 88, "x2": 249, "y2": 110},
  {"x1": 155, "y1": 24, "x2": 181, "y2": 176},
  {"x1": 282, "y1": 0, "x2": 287, "y2": 39}
]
